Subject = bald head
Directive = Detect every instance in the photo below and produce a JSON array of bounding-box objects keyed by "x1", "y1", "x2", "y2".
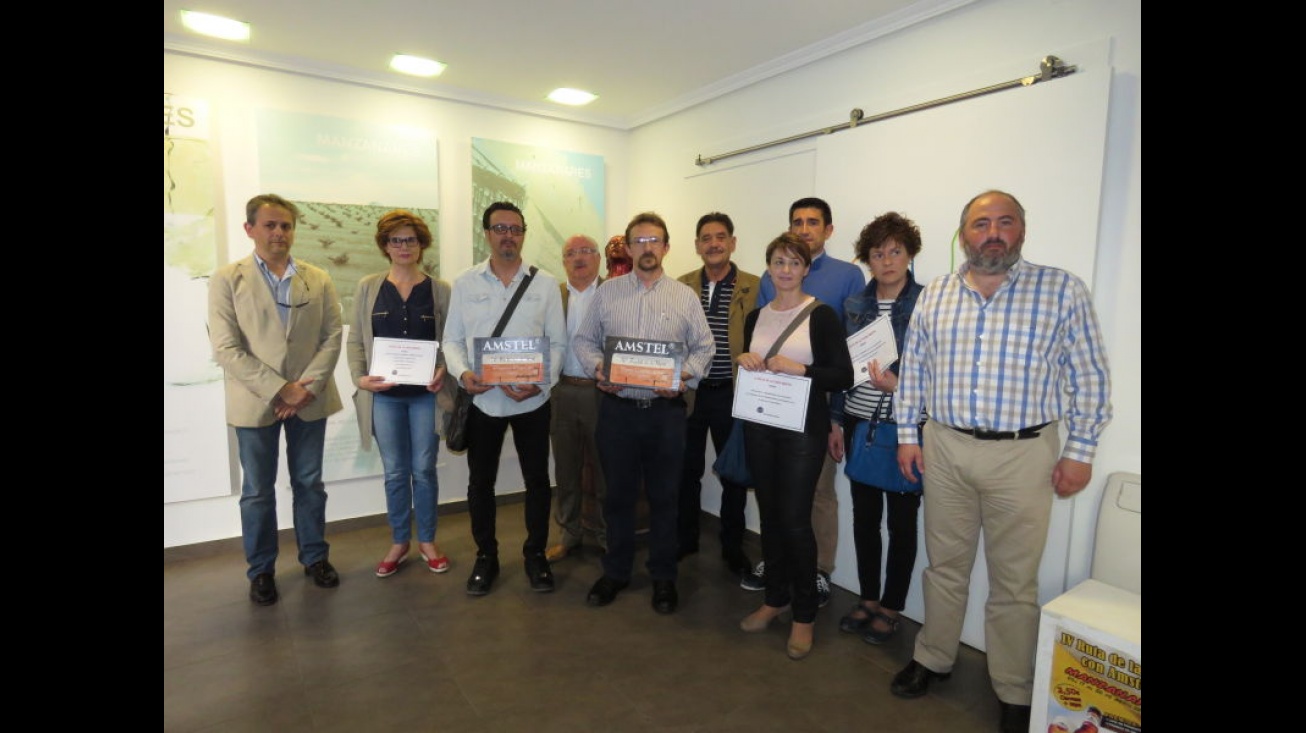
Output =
[{"x1": 562, "y1": 234, "x2": 601, "y2": 290}]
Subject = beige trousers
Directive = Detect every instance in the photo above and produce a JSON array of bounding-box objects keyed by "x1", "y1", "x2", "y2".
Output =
[{"x1": 912, "y1": 419, "x2": 1059, "y2": 705}]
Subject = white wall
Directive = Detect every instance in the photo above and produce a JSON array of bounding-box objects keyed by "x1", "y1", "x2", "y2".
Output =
[
  {"x1": 627, "y1": 0, "x2": 1141, "y2": 645},
  {"x1": 163, "y1": 54, "x2": 631, "y2": 547},
  {"x1": 165, "y1": 0, "x2": 1143, "y2": 629}
]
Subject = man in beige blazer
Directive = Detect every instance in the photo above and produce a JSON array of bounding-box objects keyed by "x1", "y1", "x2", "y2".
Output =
[
  {"x1": 676, "y1": 212, "x2": 759, "y2": 579},
  {"x1": 208, "y1": 193, "x2": 344, "y2": 606}
]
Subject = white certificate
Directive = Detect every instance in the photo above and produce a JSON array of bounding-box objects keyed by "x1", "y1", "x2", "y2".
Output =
[
  {"x1": 369, "y1": 337, "x2": 439, "y2": 386},
  {"x1": 732, "y1": 369, "x2": 811, "y2": 432},
  {"x1": 846, "y1": 317, "x2": 898, "y2": 387}
]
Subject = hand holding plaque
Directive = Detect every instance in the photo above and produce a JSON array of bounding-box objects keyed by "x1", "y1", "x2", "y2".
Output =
[
  {"x1": 601, "y1": 337, "x2": 686, "y2": 390},
  {"x1": 473, "y1": 336, "x2": 550, "y2": 385}
]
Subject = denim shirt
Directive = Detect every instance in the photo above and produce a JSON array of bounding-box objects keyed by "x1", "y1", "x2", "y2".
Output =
[{"x1": 830, "y1": 271, "x2": 923, "y2": 424}]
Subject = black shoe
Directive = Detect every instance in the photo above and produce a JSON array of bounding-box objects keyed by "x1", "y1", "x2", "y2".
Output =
[
  {"x1": 586, "y1": 575, "x2": 628, "y2": 607},
  {"x1": 304, "y1": 560, "x2": 340, "y2": 588},
  {"x1": 466, "y1": 554, "x2": 500, "y2": 596},
  {"x1": 524, "y1": 553, "x2": 555, "y2": 593},
  {"x1": 999, "y1": 702, "x2": 1032, "y2": 733},
  {"x1": 722, "y1": 548, "x2": 752, "y2": 577},
  {"x1": 249, "y1": 573, "x2": 278, "y2": 605},
  {"x1": 651, "y1": 580, "x2": 679, "y2": 615},
  {"x1": 890, "y1": 660, "x2": 951, "y2": 699}
]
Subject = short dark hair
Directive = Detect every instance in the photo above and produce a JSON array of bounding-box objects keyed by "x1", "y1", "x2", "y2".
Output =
[
  {"x1": 854, "y1": 212, "x2": 922, "y2": 264},
  {"x1": 765, "y1": 231, "x2": 811, "y2": 268},
  {"x1": 696, "y1": 212, "x2": 734, "y2": 237},
  {"x1": 625, "y1": 211, "x2": 669, "y2": 244},
  {"x1": 959, "y1": 190, "x2": 1025, "y2": 231},
  {"x1": 374, "y1": 209, "x2": 433, "y2": 260},
  {"x1": 789, "y1": 197, "x2": 832, "y2": 227},
  {"x1": 482, "y1": 201, "x2": 524, "y2": 229},
  {"x1": 245, "y1": 194, "x2": 300, "y2": 227}
]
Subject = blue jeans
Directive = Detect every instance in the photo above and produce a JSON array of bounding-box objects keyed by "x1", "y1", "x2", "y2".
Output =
[
  {"x1": 373, "y1": 392, "x2": 440, "y2": 544},
  {"x1": 235, "y1": 416, "x2": 329, "y2": 579}
]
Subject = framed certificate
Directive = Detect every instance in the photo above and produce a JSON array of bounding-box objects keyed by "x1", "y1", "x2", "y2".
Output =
[
  {"x1": 473, "y1": 336, "x2": 550, "y2": 385},
  {"x1": 732, "y1": 369, "x2": 811, "y2": 432},
  {"x1": 369, "y1": 337, "x2": 439, "y2": 386},
  {"x1": 602, "y1": 337, "x2": 685, "y2": 390},
  {"x1": 846, "y1": 317, "x2": 897, "y2": 387}
]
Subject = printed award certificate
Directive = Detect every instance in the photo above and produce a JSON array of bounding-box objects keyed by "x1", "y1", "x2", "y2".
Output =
[
  {"x1": 846, "y1": 317, "x2": 898, "y2": 387},
  {"x1": 369, "y1": 337, "x2": 439, "y2": 386},
  {"x1": 602, "y1": 337, "x2": 685, "y2": 390},
  {"x1": 732, "y1": 369, "x2": 811, "y2": 432},
  {"x1": 473, "y1": 336, "x2": 549, "y2": 385}
]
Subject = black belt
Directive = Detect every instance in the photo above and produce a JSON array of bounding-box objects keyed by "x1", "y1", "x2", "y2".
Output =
[
  {"x1": 948, "y1": 422, "x2": 1050, "y2": 441},
  {"x1": 605, "y1": 392, "x2": 686, "y2": 410},
  {"x1": 698, "y1": 378, "x2": 732, "y2": 389}
]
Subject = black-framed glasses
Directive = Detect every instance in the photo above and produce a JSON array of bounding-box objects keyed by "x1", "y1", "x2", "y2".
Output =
[
  {"x1": 276, "y1": 273, "x2": 311, "y2": 309},
  {"x1": 387, "y1": 236, "x2": 420, "y2": 248},
  {"x1": 488, "y1": 223, "x2": 526, "y2": 236}
]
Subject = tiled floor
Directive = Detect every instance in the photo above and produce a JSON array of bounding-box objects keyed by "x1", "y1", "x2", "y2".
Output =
[{"x1": 164, "y1": 500, "x2": 1001, "y2": 732}]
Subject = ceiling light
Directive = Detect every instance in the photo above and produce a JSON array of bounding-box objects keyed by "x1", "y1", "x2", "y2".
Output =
[
  {"x1": 390, "y1": 54, "x2": 446, "y2": 78},
  {"x1": 547, "y1": 88, "x2": 598, "y2": 106},
  {"x1": 179, "y1": 10, "x2": 250, "y2": 42}
]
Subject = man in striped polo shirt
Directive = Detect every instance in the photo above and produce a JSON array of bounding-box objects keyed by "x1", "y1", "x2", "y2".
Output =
[{"x1": 676, "y1": 212, "x2": 758, "y2": 580}]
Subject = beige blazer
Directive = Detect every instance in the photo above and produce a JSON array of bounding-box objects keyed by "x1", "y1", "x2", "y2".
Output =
[
  {"x1": 346, "y1": 272, "x2": 454, "y2": 449},
  {"x1": 677, "y1": 264, "x2": 760, "y2": 377},
  {"x1": 208, "y1": 255, "x2": 343, "y2": 428}
]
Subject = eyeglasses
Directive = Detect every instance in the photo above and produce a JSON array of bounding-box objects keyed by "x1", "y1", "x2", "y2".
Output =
[
  {"x1": 563, "y1": 247, "x2": 598, "y2": 258},
  {"x1": 276, "y1": 273, "x2": 311, "y2": 309},
  {"x1": 629, "y1": 236, "x2": 664, "y2": 247},
  {"x1": 488, "y1": 224, "x2": 527, "y2": 236},
  {"x1": 387, "y1": 236, "x2": 420, "y2": 248}
]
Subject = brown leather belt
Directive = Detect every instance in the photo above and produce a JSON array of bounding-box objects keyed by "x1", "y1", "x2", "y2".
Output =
[{"x1": 559, "y1": 375, "x2": 596, "y2": 387}]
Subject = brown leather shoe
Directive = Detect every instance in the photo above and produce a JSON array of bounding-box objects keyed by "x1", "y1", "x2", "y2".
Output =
[{"x1": 545, "y1": 543, "x2": 574, "y2": 562}]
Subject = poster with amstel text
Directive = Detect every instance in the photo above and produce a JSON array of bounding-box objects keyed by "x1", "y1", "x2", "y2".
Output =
[{"x1": 1045, "y1": 626, "x2": 1141, "y2": 733}]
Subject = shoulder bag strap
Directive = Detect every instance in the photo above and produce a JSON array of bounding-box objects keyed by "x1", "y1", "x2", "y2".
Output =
[
  {"x1": 491, "y1": 266, "x2": 537, "y2": 337},
  {"x1": 763, "y1": 299, "x2": 821, "y2": 360}
]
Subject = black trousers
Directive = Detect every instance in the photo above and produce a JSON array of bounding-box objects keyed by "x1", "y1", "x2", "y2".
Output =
[
  {"x1": 596, "y1": 394, "x2": 686, "y2": 583},
  {"x1": 465, "y1": 402, "x2": 553, "y2": 558},
  {"x1": 678, "y1": 383, "x2": 748, "y2": 555},
  {"x1": 745, "y1": 421, "x2": 825, "y2": 623}
]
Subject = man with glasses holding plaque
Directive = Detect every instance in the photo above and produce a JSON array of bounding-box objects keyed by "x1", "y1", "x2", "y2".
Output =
[
  {"x1": 443, "y1": 202, "x2": 566, "y2": 596},
  {"x1": 573, "y1": 212, "x2": 715, "y2": 615},
  {"x1": 208, "y1": 193, "x2": 344, "y2": 606}
]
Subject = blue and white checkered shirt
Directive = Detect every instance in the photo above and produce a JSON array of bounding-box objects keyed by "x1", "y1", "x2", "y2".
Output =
[{"x1": 895, "y1": 258, "x2": 1112, "y2": 463}]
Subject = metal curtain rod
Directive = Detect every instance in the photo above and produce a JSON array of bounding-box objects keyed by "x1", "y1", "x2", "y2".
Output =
[{"x1": 694, "y1": 55, "x2": 1077, "y2": 167}]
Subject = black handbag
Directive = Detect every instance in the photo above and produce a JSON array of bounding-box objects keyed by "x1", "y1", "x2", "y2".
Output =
[
  {"x1": 711, "y1": 300, "x2": 820, "y2": 487},
  {"x1": 444, "y1": 267, "x2": 536, "y2": 455}
]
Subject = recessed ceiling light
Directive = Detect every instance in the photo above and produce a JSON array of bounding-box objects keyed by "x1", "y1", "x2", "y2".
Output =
[
  {"x1": 179, "y1": 10, "x2": 250, "y2": 42},
  {"x1": 390, "y1": 54, "x2": 446, "y2": 78},
  {"x1": 547, "y1": 88, "x2": 598, "y2": 106}
]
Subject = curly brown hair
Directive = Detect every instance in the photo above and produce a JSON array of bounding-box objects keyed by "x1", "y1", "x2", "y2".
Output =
[{"x1": 853, "y1": 212, "x2": 921, "y2": 264}]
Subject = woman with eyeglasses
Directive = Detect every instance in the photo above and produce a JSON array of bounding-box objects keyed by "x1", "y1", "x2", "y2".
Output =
[
  {"x1": 347, "y1": 210, "x2": 454, "y2": 577},
  {"x1": 736, "y1": 232, "x2": 852, "y2": 660}
]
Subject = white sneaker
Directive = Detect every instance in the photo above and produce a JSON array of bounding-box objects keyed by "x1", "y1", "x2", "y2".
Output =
[
  {"x1": 816, "y1": 571, "x2": 832, "y2": 608},
  {"x1": 740, "y1": 561, "x2": 766, "y2": 591}
]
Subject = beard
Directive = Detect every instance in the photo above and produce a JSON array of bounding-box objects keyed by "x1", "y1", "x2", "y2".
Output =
[
  {"x1": 636, "y1": 253, "x2": 660, "y2": 272},
  {"x1": 964, "y1": 239, "x2": 1021, "y2": 275}
]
